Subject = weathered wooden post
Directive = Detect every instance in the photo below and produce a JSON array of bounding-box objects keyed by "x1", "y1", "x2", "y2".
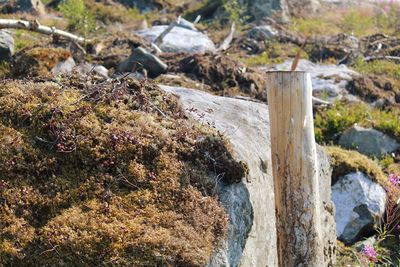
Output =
[{"x1": 266, "y1": 71, "x2": 325, "y2": 266}]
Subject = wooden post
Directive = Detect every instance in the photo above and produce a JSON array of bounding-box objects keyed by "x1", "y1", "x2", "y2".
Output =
[{"x1": 266, "y1": 71, "x2": 325, "y2": 267}]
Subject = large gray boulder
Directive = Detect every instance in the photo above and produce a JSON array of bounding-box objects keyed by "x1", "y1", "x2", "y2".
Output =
[
  {"x1": 266, "y1": 59, "x2": 360, "y2": 102},
  {"x1": 339, "y1": 125, "x2": 400, "y2": 158},
  {"x1": 332, "y1": 172, "x2": 387, "y2": 244},
  {"x1": 0, "y1": 30, "x2": 14, "y2": 61},
  {"x1": 136, "y1": 26, "x2": 216, "y2": 53},
  {"x1": 118, "y1": 47, "x2": 167, "y2": 78},
  {"x1": 160, "y1": 85, "x2": 336, "y2": 266}
]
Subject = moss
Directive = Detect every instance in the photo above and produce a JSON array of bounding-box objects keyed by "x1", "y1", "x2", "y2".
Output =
[
  {"x1": 11, "y1": 47, "x2": 71, "y2": 78},
  {"x1": 315, "y1": 101, "x2": 400, "y2": 143},
  {"x1": 0, "y1": 77, "x2": 245, "y2": 265},
  {"x1": 325, "y1": 146, "x2": 386, "y2": 185},
  {"x1": 353, "y1": 58, "x2": 400, "y2": 80},
  {"x1": 289, "y1": 17, "x2": 341, "y2": 37},
  {"x1": 336, "y1": 241, "x2": 360, "y2": 266}
]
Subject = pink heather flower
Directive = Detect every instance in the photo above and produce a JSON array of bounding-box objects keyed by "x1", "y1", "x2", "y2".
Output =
[
  {"x1": 362, "y1": 245, "x2": 378, "y2": 263},
  {"x1": 388, "y1": 174, "x2": 399, "y2": 187}
]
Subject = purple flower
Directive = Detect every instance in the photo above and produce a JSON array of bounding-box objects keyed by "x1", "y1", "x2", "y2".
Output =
[
  {"x1": 389, "y1": 174, "x2": 399, "y2": 187},
  {"x1": 362, "y1": 245, "x2": 377, "y2": 263}
]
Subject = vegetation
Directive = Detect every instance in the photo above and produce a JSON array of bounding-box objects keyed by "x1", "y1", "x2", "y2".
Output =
[
  {"x1": 0, "y1": 77, "x2": 247, "y2": 266},
  {"x1": 353, "y1": 58, "x2": 400, "y2": 80},
  {"x1": 59, "y1": 0, "x2": 96, "y2": 36},
  {"x1": 315, "y1": 102, "x2": 400, "y2": 143},
  {"x1": 325, "y1": 146, "x2": 386, "y2": 185}
]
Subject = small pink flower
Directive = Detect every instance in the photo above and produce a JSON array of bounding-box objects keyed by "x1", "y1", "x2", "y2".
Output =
[
  {"x1": 388, "y1": 174, "x2": 399, "y2": 187},
  {"x1": 362, "y1": 245, "x2": 378, "y2": 263}
]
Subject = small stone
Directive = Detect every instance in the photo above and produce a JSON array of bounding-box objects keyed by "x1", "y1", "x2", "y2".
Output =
[
  {"x1": 117, "y1": 47, "x2": 167, "y2": 78},
  {"x1": 0, "y1": 30, "x2": 14, "y2": 61},
  {"x1": 247, "y1": 25, "x2": 278, "y2": 41},
  {"x1": 51, "y1": 57, "x2": 76, "y2": 75}
]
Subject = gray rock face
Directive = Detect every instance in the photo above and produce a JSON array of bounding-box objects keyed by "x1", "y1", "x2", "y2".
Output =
[
  {"x1": 0, "y1": 30, "x2": 14, "y2": 61},
  {"x1": 160, "y1": 85, "x2": 336, "y2": 267},
  {"x1": 266, "y1": 59, "x2": 360, "y2": 102},
  {"x1": 332, "y1": 172, "x2": 387, "y2": 244},
  {"x1": 339, "y1": 125, "x2": 400, "y2": 158},
  {"x1": 51, "y1": 57, "x2": 76, "y2": 75},
  {"x1": 247, "y1": 25, "x2": 278, "y2": 41},
  {"x1": 136, "y1": 26, "x2": 216, "y2": 53},
  {"x1": 18, "y1": 0, "x2": 45, "y2": 14},
  {"x1": 118, "y1": 47, "x2": 167, "y2": 78}
]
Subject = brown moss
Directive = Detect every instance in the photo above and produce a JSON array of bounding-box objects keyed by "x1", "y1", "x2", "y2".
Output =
[
  {"x1": 11, "y1": 47, "x2": 71, "y2": 78},
  {"x1": 325, "y1": 146, "x2": 386, "y2": 185},
  {"x1": 0, "y1": 77, "x2": 245, "y2": 266},
  {"x1": 162, "y1": 52, "x2": 267, "y2": 101},
  {"x1": 346, "y1": 74, "x2": 400, "y2": 107}
]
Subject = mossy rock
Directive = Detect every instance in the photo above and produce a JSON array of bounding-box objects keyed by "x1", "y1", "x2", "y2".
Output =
[
  {"x1": 11, "y1": 47, "x2": 71, "y2": 78},
  {"x1": 0, "y1": 77, "x2": 246, "y2": 266},
  {"x1": 325, "y1": 146, "x2": 386, "y2": 185}
]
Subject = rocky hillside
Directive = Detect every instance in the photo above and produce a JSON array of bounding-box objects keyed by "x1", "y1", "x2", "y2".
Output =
[{"x1": 0, "y1": 0, "x2": 399, "y2": 266}]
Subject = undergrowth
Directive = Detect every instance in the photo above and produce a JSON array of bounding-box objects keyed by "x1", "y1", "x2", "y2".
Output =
[
  {"x1": 315, "y1": 102, "x2": 400, "y2": 144},
  {"x1": 0, "y1": 77, "x2": 246, "y2": 266}
]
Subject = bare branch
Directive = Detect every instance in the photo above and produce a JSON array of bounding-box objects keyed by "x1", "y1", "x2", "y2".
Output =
[
  {"x1": 218, "y1": 22, "x2": 235, "y2": 51},
  {"x1": 0, "y1": 19, "x2": 86, "y2": 44}
]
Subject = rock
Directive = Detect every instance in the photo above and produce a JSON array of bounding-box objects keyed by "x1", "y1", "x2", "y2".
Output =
[
  {"x1": 0, "y1": 30, "x2": 14, "y2": 61},
  {"x1": 160, "y1": 85, "x2": 336, "y2": 266},
  {"x1": 136, "y1": 26, "x2": 216, "y2": 53},
  {"x1": 243, "y1": 0, "x2": 290, "y2": 22},
  {"x1": 51, "y1": 57, "x2": 76, "y2": 75},
  {"x1": 287, "y1": 0, "x2": 320, "y2": 17},
  {"x1": 332, "y1": 172, "x2": 387, "y2": 244},
  {"x1": 247, "y1": 25, "x2": 278, "y2": 41},
  {"x1": 17, "y1": 0, "x2": 45, "y2": 15},
  {"x1": 339, "y1": 125, "x2": 400, "y2": 158},
  {"x1": 118, "y1": 47, "x2": 167, "y2": 78},
  {"x1": 266, "y1": 59, "x2": 360, "y2": 102},
  {"x1": 75, "y1": 63, "x2": 109, "y2": 78}
]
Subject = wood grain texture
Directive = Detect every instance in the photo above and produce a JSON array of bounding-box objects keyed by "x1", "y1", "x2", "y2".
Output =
[{"x1": 266, "y1": 71, "x2": 325, "y2": 267}]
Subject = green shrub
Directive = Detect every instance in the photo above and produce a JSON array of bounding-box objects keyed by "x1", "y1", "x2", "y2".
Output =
[
  {"x1": 341, "y1": 8, "x2": 375, "y2": 36},
  {"x1": 59, "y1": 0, "x2": 95, "y2": 36}
]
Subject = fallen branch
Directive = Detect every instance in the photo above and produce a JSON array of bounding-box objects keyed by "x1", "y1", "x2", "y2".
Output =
[
  {"x1": 0, "y1": 19, "x2": 86, "y2": 44},
  {"x1": 154, "y1": 16, "x2": 181, "y2": 46},
  {"x1": 364, "y1": 56, "x2": 400, "y2": 63},
  {"x1": 218, "y1": 22, "x2": 235, "y2": 51}
]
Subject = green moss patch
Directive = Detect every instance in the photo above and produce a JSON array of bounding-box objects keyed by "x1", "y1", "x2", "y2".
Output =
[
  {"x1": 325, "y1": 146, "x2": 386, "y2": 185},
  {"x1": 315, "y1": 102, "x2": 400, "y2": 144},
  {"x1": 0, "y1": 77, "x2": 246, "y2": 266}
]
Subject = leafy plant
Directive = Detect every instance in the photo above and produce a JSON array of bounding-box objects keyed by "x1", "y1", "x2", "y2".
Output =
[
  {"x1": 58, "y1": 0, "x2": 95, "y2": 36},
  {"x1": 222, "y1": 0, "x2": 249, "y2": 27}
]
